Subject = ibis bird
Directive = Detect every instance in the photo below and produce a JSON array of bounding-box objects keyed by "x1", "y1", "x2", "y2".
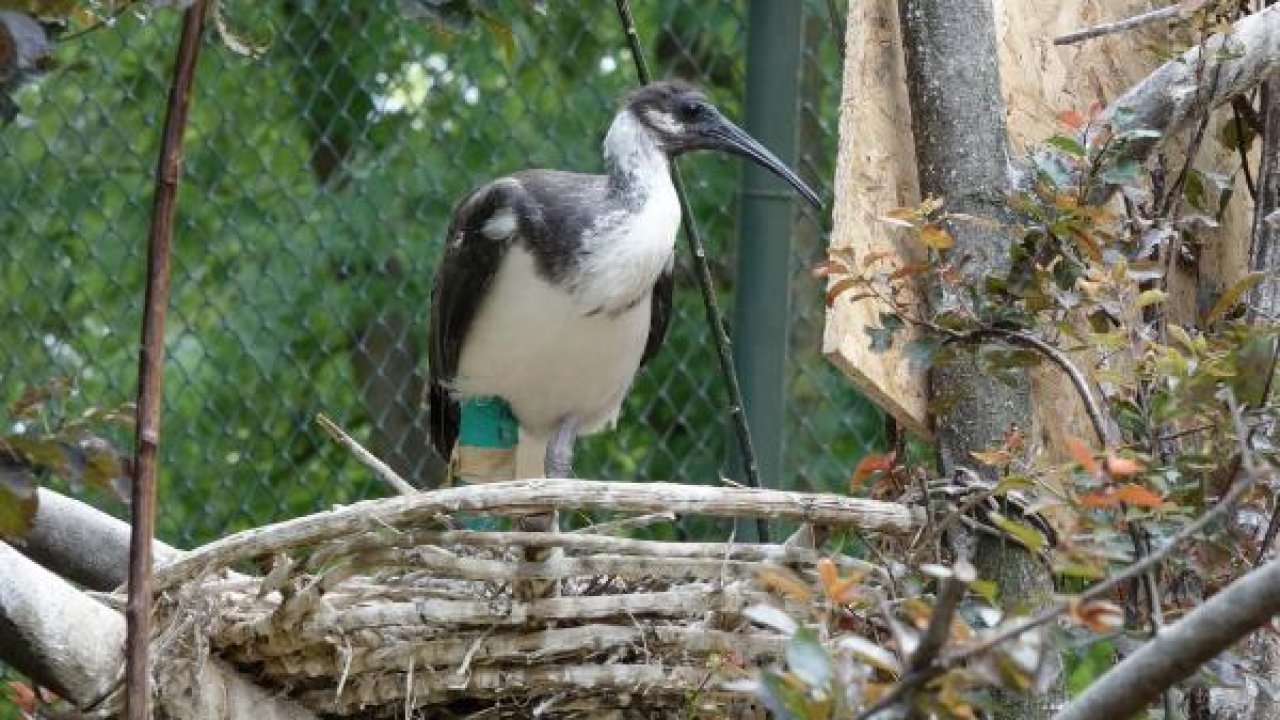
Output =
[{"x1": 428, "y1": 80, "x2": 821, "y2": 486}]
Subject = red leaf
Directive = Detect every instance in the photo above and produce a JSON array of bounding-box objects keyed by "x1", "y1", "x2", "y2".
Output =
[
  {"x1": 817, "y1": 557, "x2": 838, "y2": 588},
  {"x1": 1068, "y1": 598, "x2": 1124, "y2": 632},
  {"x1": 851, "y1": 452, "x2": 896, "y2": 488},
  {"x1": 1105, "y1": 454, "x2": 1144, "y2": 477},
  {"x1": 1065, "y1": 436, "x2": 1100, "y2": 475},
  {"x1": 1079, "y1": 489, "x2": 1119, "y2": 508},
  {"x1": 889, "y1": 263, "x2": 928, "y2": 280},
  {"x1": 1058, "y1": 109, "x2": 1086, "y2": 130},
  {"x1": 4, "y1": 681, "x2": 36, "y2": 713},
  {"x1": 862, "y1": 250, "x2": 895, "y2": 266},
  {"x1": 1113, "y1": 483, "x2": 1163, "y2": 508}
]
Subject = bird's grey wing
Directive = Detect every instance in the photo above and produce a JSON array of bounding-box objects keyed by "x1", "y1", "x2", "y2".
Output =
[
  {"x1": 640, "y1": 259, "x2": 675, "y2": 367},
  {"x1": 428, "y1": 178, "x2": 528, "y2": 460}
]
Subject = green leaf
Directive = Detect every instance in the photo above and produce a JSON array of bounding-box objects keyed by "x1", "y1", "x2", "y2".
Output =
[
  {"x1": 1067, "y1": 639, "x2": 1116, "y2": 695},
  {"x1": 786, "y1": 628, "x2": 833, "y2": 689},
  {"x1": 1136, "y1": 289, "x2": 1167, "y2": 307},
  {"x1": 477, "y1": 13, "x2": 518, "y2": 67},
  {"x1": 988, "y1": 512, "x2": 1047, "y2": 552},
  {"x1": 1046, "y1": 134, "x2": 1086, "y2": 157},
  {"x1": 1217, "y1": 116, "x2": 1256, "y2": 153},
  {"x1": 1205, "y1": 272, "x2": 1266, "y2": 326},
  {"x1": 1185, "y1": 168, "x2": 1207, "y2": 211}
]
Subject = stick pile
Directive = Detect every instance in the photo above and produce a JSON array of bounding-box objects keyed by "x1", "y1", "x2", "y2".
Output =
[{"x1": 145, "y1": 480, "x2": 918, "y2": 718}]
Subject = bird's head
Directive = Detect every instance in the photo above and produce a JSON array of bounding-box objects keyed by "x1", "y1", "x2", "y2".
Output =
[{"x1": 622, "y1": 80, "x2": 822, "y2": 208}]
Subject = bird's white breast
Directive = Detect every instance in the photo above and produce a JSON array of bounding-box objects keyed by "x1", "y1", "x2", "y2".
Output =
[{"x1": 454, "y1": 247, "x2": 655, "y2": 439}]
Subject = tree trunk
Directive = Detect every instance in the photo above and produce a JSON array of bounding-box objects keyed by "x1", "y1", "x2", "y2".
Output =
[{"x1": 897, "y1": 0, "x2": 1062, "y2": 716}]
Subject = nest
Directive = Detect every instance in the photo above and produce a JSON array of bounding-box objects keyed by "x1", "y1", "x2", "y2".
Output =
[{"x1": 146, "y1": 479, "x2": 919, "y2": 718}]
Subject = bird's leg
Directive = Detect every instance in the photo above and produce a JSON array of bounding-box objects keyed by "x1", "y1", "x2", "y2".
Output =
[
  {"x1": 514, "y1": 415, "x2": 578, "y2": 602},
  {"x1": 544, "y1": 414, "x2": 579, "y2": 478}
]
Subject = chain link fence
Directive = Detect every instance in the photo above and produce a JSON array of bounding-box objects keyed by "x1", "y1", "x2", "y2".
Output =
[{"x1": 0, "y1": 0, "x2": 884, "y2": 548}]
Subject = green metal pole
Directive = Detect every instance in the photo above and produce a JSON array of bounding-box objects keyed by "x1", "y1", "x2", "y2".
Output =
[{"x1": 730, "y1": 0, "x2": 805, "y2": 513}]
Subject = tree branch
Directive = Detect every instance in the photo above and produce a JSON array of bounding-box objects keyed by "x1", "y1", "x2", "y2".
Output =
[
  {"x1": 950, "y1": 327, "x2": 1117, "y2": 447},
  {"x1": 1053, "y1": 2, "x2": 1197, "y2": 46},
  {"x1": 127, "y1": 3, "x2": 209, "y2": 718},
  {"x1": 316, "y1": 413, "x2": 417, "y2": 496},
  {"x1": 13, "y1": 488, "x2": 179, "y2": 591},
  {"x1": 1090, "y1": 4, "x2": 1280, "y2": 203},
  {"x1": 0, "y1": 542, "x2": 125, "y2": 708},
  {"x1": 1053, "y1": 558, "x2": 1280, "y2": 720}
]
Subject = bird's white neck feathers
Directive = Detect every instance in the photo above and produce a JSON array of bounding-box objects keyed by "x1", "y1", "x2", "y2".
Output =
[{"x1": 571, "y1": 110, "x2": 681, "y2": 314}]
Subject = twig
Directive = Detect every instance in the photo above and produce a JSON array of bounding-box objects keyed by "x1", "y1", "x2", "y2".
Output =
[
  {"x1": 900, "y1": 566, "x2": 971, "y2": 719},
  {"x1": 1054, "y1": 2, "x2": 1195, "y2": 46},
  {"x1": 1081, "y1": 4, "x2": 1280, "y2": 207},
  {"x1": 612, "y1": 0, "x2": 770, "y2": 543},
  {"x1": 908, "y1": 562, "x2": 973, "y2": 672},
  {"x1": 854, "y1": 667, "x2": 944, "y2": 720},
  {"x1": 947, "y1": 326, "x2": 1116, "y2": 446},
  {"x1": 316, "y1": 413, "x2": 417, "y2": 496},
  {"x1": 125, "y1": 4, "x2": 209, "y2": 719},
  {"x1": 573, "y1": 512, "x2": 675, "y2": 535}
]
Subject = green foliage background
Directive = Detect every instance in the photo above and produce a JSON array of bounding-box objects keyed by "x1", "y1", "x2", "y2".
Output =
[{"x1": 0, "y1": 0, "x2": 883, "y2": 547}]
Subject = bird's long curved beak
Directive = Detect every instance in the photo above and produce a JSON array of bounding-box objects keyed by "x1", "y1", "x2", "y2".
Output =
[{"x1": 707, "y1": 121, "x2": 822, "y2": 209}]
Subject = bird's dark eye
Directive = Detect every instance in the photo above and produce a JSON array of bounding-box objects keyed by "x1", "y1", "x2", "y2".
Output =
[{"x1": 677, "y1": 100, "x2": 710, "y2": 123}]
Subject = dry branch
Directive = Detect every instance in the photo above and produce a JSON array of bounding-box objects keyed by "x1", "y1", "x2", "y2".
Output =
[
  {"x1": 128, "y1": 4, "x2": 210, "y2": 718},
  {"x1": 310, "y1": 585, "x2": 762, "y2": 635},
  {"x1": 0, "y1": 543, "x2": 125, "y2": 708},
  {"x1": 150, "y1": 479, "x2": 919, "y2": 591},
  {"x1": 309, "y1": 528, "x2": 883, "y2": 575},
  {"x1": 1092, "y1": 4, "x2": 1280, "y2": 201},
  {"x1": 316, "y1": 413, "x2": 417, "y2": 496},
  {"x1": 338, "y1": 547, "x2": 770, "y2": 583},
  {"x1": 15, "y1": 487, "x2": 180, "y2": 590},
  {"x1": 303, "y1": 663, "x2": 723, "y2": 713},
  {"x1": 1053, "y1": 2, "x2": 1198, "y2": 46},
  {"x1": 1054, "y1": 559, "x2": 1280, "y2": 720},
  {"x1": 264, "y1": 624, "x2": 785, "y2": 679}
]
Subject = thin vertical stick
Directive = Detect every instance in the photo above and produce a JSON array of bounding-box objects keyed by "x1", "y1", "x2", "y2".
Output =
[
  {"x1": 125, "y1": 3, "x2": 210, "y2": 718},
  {"x1": 612, "y1": 0, "x2": 769, "y2": 542}
]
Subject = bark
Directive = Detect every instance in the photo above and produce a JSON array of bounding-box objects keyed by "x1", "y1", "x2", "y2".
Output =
[
  {"x1": 12, "y1": 487, "x2": 179, "y2": 591},
  {"x1": 1249, "y1": 81, "x2": 1280, "y2": 317},
  {"x1": 0, "y1": 542, "x2": 125, "y2": 708},
  {"x1": 897, "y1": 0, "x2": 1061, "y2": 716},
  {"x1": 1055, "y1": 559, "x2": 1280, "y2": 720}
]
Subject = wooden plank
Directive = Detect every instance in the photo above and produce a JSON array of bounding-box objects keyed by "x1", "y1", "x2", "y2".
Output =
[{"x1": 823, "y1": 0, "x2": 928, "y2": 437}]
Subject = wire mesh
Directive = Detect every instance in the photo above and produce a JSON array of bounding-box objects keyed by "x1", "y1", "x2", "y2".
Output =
[{"x1": 0, "y1": 0, "x2": 884, "y2": 548}]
